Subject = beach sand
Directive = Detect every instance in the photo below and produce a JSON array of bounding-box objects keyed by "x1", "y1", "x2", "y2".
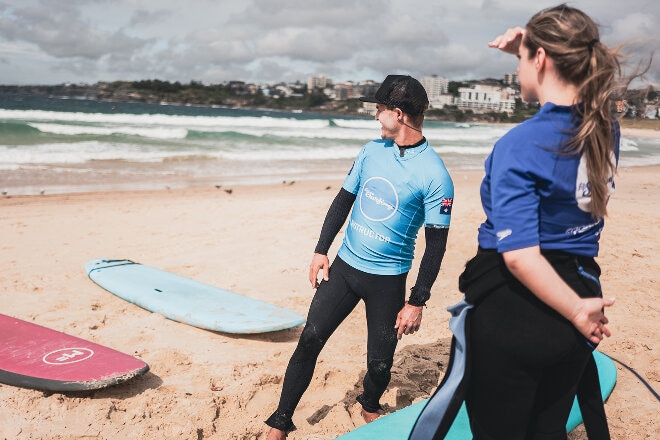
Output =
[{"x1": 0, "y1": 159, "x2": 657, "y2": 437}]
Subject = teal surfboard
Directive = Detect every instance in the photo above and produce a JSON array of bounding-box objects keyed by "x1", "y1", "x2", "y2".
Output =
[
  {"x1": 336, "y1": 350, "x2": 617, "y2": 439},
  {"x1": 85, "y1": 259, "x2": 306, "y2": 334}
]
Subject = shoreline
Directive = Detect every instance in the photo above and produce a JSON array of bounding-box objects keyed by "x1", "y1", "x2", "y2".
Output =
[
  {"x1": 1, "y1": 106, "x2": 657, "y2": 197},
  {"x1": 1, "y1": 162, "x2": 658, "y2": 201},
  {"x1": 620, "y1": 126, "x2": 660, "y2": 139}
]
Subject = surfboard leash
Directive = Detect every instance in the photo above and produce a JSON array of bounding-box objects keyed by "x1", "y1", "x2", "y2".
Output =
[{"x1": 606, "y1": 354, "x2": 659, "y2": 402}]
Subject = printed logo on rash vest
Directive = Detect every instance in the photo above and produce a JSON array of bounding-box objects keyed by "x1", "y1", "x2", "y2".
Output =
[
  {"x1": 575, "y1": 153, "x2": 615, "y2": 213},
  {"x1": 43, "y1": 347, "x2": 95, "y2": 365},
  {"x1": 359, "y1": 177, "x2": 399, "y2": 222}
]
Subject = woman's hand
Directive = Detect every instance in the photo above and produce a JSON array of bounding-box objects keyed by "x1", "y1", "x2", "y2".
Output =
[
  {"x1": 488, "y1": 26, "x2": 525, "y2": 54},
  {"x1": 569, "y1": 297, "x2": 615, "y2": 345},
  {"x1": 502, "y1": 246, "x2": 615, "y2": 345}
]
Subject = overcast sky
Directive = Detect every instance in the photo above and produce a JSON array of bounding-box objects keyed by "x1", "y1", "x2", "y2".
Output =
[{"x1": 0, "y1": 0, "x2": 657, "y2": 86}]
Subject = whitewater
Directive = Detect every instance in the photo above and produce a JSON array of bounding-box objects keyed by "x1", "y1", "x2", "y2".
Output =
[{"x1": 0, "y1": 93, "x2": 657, "y2": 195}]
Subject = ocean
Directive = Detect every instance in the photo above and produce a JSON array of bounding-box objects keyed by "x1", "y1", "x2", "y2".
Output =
[{"x1": 1, "y1": 92, "x2": 658, "y2": 195}]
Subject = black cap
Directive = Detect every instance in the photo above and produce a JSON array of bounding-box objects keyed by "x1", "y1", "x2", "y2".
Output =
[{"x1": 359, "y1": 74, "x2": 429, "y2": 116}]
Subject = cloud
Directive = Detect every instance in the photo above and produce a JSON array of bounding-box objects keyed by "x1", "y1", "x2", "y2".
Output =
[
  {"x1": 230, "y1": 0, "x2": 386, "y2": 27},
  {"x1": 128, "y1": 8, "x2": 172, "y2": 27},
  {"x1": 0, "y1": 0, "x2": 656, "y2": 85},
  {"x1": 0, "y1": 2, "x2": 150, "y2": 60}
]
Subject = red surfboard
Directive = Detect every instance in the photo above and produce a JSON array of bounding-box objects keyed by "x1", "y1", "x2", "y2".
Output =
[{"x1": 0, "y1": 314, "x2": 149, "y2": 392}]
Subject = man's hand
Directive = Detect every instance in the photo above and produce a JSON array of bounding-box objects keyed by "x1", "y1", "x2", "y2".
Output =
[
  {"x1": 309, "y1": 253, "x2": 329, "y2": 288},
  {"x1": 395, "y1": 302, "x2": 423, "y2": 340}
]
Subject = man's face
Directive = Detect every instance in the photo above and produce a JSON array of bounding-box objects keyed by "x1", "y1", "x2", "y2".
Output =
[{"x1": 375, "y1": 103, "x2": 400, "y2": 140}]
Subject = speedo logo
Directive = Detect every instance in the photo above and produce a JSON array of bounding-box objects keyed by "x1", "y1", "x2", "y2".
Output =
[
  {"x1": 43, "y1": 347, "x2": 94, "y2": 365},
  {"x1": 496, "y1": 229, "x2": 512, "y2": 241}
]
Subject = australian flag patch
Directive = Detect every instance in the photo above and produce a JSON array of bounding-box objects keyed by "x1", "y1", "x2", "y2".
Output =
[{"x1": 440, "y1": 197, "x2": 453, "y2": 215}]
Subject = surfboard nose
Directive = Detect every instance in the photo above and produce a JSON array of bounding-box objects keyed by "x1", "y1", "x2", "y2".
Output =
[{"x1": 84, "y1": 258, "x2": 136, "y2": 275}]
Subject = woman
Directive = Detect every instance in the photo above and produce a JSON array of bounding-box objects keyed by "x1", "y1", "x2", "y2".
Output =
[{"x1": 410, "y1": 4, "x2": 622, "y2": 440}]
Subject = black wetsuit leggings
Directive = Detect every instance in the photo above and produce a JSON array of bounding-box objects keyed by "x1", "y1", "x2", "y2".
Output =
[
  {"x1": 465, "y1": 251, "x2": 603, "y2": 440},
  {"x1": 266, "y1": 257, "x2": 407, "y2": 431}
]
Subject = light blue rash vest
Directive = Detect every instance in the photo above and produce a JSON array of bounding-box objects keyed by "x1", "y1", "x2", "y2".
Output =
[
  {"x1": 338, "y1": 138, "x2": 454, "y2": 275},
  {"x1": 478, "y1": 103, "x2": 620, "y2": 257}
]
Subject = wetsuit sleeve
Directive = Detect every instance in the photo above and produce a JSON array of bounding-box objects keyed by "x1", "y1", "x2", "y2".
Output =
[
  {"x1": 408, "y1": 227, "x2": 449, "y2": 306},
  {"x1": 314, "y1": 188, "x2": 356, "y2": 255}
]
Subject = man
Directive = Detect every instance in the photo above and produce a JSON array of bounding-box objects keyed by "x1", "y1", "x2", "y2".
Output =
[{"x1": 265, "y1": 74, "x2": 454, "y2": 440}]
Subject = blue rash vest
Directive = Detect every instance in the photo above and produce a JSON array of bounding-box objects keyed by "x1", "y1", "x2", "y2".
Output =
[
  {"x1": 478, "y1": 103, "x2": 620, "y2": 257},
  {"x1": 338, "y1": 138, "x2": 454, "y2": 275}
]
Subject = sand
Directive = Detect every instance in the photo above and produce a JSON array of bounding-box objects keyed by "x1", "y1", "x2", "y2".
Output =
[{"x1": 0, "y1": 146, "x2": 658, "y2": 438}]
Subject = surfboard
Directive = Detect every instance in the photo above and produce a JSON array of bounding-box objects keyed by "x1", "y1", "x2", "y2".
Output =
[
  {"x1": 0, "y1": 314, "x2": 149, "y2": 392},
  {"x1": 336, "y1": 350, "x2": 617, "y2": 439},
  {"x1": 84, "y1": 259, "x2": 306, "y2": 334}
]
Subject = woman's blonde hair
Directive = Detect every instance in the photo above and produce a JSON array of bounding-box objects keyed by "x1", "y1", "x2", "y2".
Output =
[{"x1": 524, "y1": 4, "x2": 621, "y2": 218}]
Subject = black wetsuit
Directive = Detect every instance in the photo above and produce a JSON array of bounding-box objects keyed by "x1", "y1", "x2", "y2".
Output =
[{"x1": 266, "y1": 137, "x2": 454, "y2": 432}]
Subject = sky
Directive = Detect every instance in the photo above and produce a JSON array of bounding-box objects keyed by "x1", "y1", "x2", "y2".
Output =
[{"x1": 0, "y1": 0, "x2": 657, "y2": 87}]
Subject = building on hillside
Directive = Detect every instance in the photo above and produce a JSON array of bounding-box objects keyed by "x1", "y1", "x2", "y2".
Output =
[
  {"x1": 429, "y1": 94, "x2": 455, "y2": 109},
  {"x1": 358, "y1": 80, "x2": 380, "y2": 100},
  {"x1": 504, "y1": 72, "x2": 519, "y2": 86},
  {"x1": 307, "y1": 75, "x2": 329, "y2": 92},
  {"x1": 333, "y1": 82, "x2": 360, "y2": 100},
  {"x1": 271, "y1": 83, "x2": 299, "y2": 98},
  {"x1": 339, "y1": 80, "x2": 380, "y2": 109},
  {"x1": 615, "y1": 100, "x2": 629, "y2": 113},
  {"x1": 456, "y1": 85, "x2": 516, "y2": 113},
  {"x1": 421, "y1": 75, "x2": 449, "y2": 98},
  {"x1": 421, "y1": 75, "x2": 452, "y2": 109}
]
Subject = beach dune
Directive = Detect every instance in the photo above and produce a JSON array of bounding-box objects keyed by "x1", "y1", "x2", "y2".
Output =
[{"x1": 0, "y1": 164, "x2": 657, "y2": 439}]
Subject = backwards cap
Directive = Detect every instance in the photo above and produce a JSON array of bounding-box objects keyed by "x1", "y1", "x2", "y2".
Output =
[{"x1": 359, "y1": 75, "x2": 429, "y2": 116}]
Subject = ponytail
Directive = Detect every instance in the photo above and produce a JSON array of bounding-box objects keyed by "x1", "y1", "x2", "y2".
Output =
[
  {"x1": 570, "y1": 39, "x2": 621, "y2": 218},
  {"x1": 525, "y1": 4, "x2": 621, "y2": 218}
]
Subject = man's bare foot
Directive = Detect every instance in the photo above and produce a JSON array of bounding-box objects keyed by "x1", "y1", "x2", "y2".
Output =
[
  {"x1": 361, "y1": 408, "x2": 380, "y2": 423},
  {"x1": 266, "y1": 427, "x2": 287, "y2": 440}
]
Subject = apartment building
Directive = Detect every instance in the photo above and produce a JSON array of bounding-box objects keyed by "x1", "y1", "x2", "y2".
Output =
[
  {"x1": 456, "y1": 85, "x2": 516, "y2": 113},
  {"x1": 504, "y1": 72, "x2": 519, "y2": 86},
  {"x1": 421, "y1": 75, "x2": 449, "y2": 98},
  {"x1": 421, "y1": 75, "x2": 453, "y2": 109},
  {"x1": 307, "y1": 75, "x2": 329, "y2": 92}
]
